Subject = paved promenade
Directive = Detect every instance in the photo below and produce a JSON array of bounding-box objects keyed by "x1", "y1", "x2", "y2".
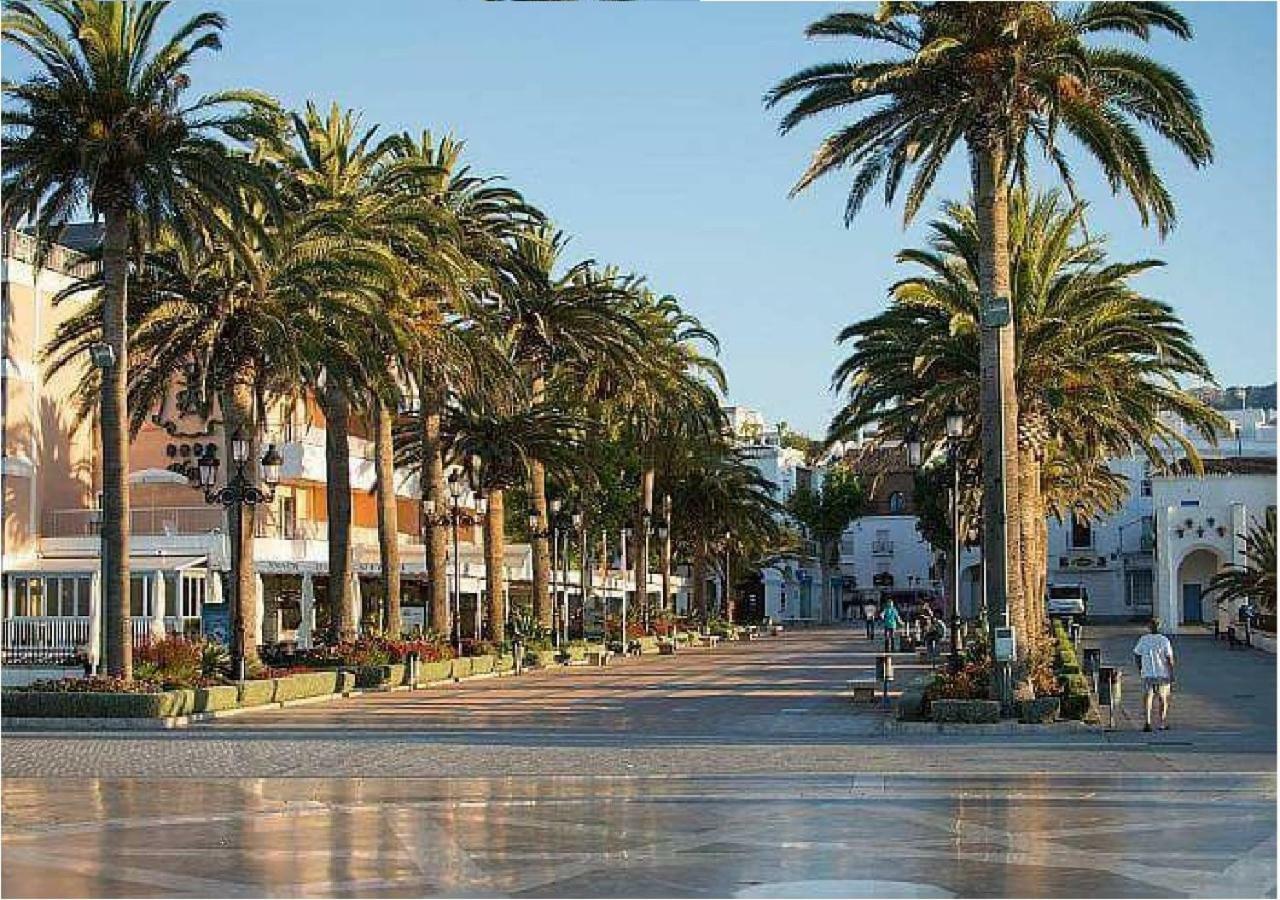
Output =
[{"x1": 3, "y1": 626, "x2": 1274, "y2": 897}]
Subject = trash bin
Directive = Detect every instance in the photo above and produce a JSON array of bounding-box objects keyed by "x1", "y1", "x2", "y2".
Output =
[{"x1": 1083, "y1": 647, "x2": 1101, "y2": 676}]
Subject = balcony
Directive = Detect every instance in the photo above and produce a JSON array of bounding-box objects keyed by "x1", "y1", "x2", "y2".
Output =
[
  {"x1": 872, "y1": 539, "x2": 895, "y2": 557},
  {"x1": 45, "y1": 506, "x2": 224, "y2": 538}
]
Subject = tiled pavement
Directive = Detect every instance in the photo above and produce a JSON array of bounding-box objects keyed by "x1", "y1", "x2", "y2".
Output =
[{"x1": 2, "y1": 626, "x2": 1274, "y2": 897}]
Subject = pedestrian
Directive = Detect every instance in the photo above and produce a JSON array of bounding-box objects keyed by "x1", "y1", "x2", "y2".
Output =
[
  {"x1": 882, "y1": 599, "x2": 902, "y2": 652},
  {"x1": 863, "y1": 600, "x2": 877, "y2": 640},
  {"x1": 1132, "y1": 618, "x2": 1175, "y2": 732}
]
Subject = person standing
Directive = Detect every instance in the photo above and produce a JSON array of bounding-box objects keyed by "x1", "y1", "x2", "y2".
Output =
[
  {"x1": 863, "y1": 600, "x2": 877, "y2": 641},
  {"x1": 882, "y1": 599, "x2": 902, "y2": 653},
  {"x1": 1133, "y1": 619, "x2": 1175, "y2": 732}
]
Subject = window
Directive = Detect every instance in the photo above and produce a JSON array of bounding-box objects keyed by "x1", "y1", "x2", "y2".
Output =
[
  {"x1": 1126, "y1": 570, "x2": 1154, "y2": 610},
  {"x1": 888, "y1": 491, "x2": 906, "y2": 513},
  {"x1": 14, "y1": 578, "x2": 44, "y2": 617},
  {"x1": 129, "y1": 576, "x2": 150, "y2": 617},
  {"x1": 49, "y1": 576, "x2": 90, "y2": 617},
  {"x1": 180, "y1": 573, "x2": 206, "y2": 619},
  {"x1": 1140, "y1": 478, "x2": 1152, "y2": 497},
  {"x1": 1069, "y1": 512, "x2": 1093, "y2": 550}
]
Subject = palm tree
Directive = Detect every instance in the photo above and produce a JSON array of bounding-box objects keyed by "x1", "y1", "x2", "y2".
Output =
[
  {"x1": 1207, "y1": 509, "x2": 1277, "y2": 615},
  {"x1": 392, "y1": 131, "x2": 538, "y2": 640},
  {"x1": 830, "y1": 190, "x2": 1222, "y2": 651},
  {"x1": 281, "y1": 102, "x2": 456, "y2": 640},
  {"x1": 443, "y1": 385, "x2": 584, "y2": 644},
  {"x1": 3, "y1": 0, "x2": 279, "y2": 678},
  {"x1": 494, "y1": 227, "x2": 640, "y2": 632},
  {"x1": 45, "y1": 193, "x2": 381, "y2": 667},
  {"x1": 768, "y1": 2, "x2": 1213, "y2": 666},
  {"x1": 786, "y1": 465, "x2": 867, "y2": 623}
]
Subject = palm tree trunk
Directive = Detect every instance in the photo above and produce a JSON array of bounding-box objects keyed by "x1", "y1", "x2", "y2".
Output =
[
  {"x1": 221, "y1": 369, "x2": 260, "y2": 670},
  {"x1": 373, "y1": 395, "x2": 401, "y2": 636},
  {"x1": 484, "y1": 488, "x2": 506, "y2": 643},
  {"x1": 420, "y1": 381, "x2": 449, "y2": 637},
  {"x1": 973, "y1": 145, "x2": 1027, "y2": 671},
  {"x1": 100, "y1": 208, "x2": 132, "y2": 679},
  {"x1": 528, "y1": 374, "x2": 552, "y2": 632},
  {"x1": 1017, "y1": 447, "x2": 1043, "y2": 652},
  {"x1": 634, "y1": 467, "x2": 654, "y2": 627},
  {"x1": 323, "y1": 383, "x2": 355, "y2": 642}
]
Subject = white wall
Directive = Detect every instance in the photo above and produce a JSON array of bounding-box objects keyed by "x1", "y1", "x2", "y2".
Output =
[{"x1": 837, "y1": 516, "x2": 938, "y2": 615}]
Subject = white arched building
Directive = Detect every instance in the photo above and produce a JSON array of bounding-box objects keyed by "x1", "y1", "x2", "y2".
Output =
[{"x1": 1152, "y1": 458, "x2": 1275, "y2": 632}]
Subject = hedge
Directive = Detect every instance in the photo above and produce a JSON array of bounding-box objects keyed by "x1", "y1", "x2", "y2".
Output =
[
  {"x1": 274, "y1": 671, "x2": 341, "y2": 702},
  {"x1": 471, "y1": 655, "x2": 494, "y2": 676},
  {"x1": 238, "y1": 679, "x2": 276, "y2": 707},
  {"x1": 528, "y1": 649, "x2": 559, "y2": 668},
  {"x1": 420, "y1": 660, "x2": 453, "y2": 683},
  {"x1": 195, "y1": 685, "x2": 240, "y2": 713},
  {"x1": 451, "y1": 657, "x2": 474, "y2": 679},
  {"x1": 496, "y1": 654, "x2": 515, "y2": 672},
  {"x1": 1060, "y1": 673, "x2": 1091, "y2": 720},
  {"x1": 2, "y1": 688, "x2": 197, "y2": 719},
  {"x1": 930, "y1": 699, "x2": 1001, "y2": 724}
]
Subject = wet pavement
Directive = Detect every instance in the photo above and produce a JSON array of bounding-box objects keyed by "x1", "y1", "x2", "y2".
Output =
[{"x1": 2, "y1": 626, "x2": 1275, "y2": 897}]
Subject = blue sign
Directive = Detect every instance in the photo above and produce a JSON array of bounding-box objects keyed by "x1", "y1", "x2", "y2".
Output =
[{"x1": 202, "y1": 603, "x2": 230, "y2": 645}]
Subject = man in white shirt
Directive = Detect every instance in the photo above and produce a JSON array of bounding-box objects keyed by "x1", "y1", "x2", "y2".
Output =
[{"x1": 1133, "y1": 619, "x2": 1176, "y2": 732}]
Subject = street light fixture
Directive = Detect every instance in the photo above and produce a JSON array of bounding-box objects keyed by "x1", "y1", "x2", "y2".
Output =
[
  {"x1": 423, "y1": 472, "x2": 484, "y2": 656},
  {"x1": 192, "y1": 429, "x2": 280, "y2": 683},
  {"x1": 904, "y1": 425, "x2": 923, "y2": 468},
  {"x1": 944, "y1": 405, "x2": 965, "y2": 674}
]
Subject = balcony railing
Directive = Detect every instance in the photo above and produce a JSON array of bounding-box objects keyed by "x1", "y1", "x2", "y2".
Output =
[
  {"x1": 3, "y1": 229, "x2": 96, "y2": 277},
  {"x1": 45, "y1": 506, "x2": 226, "y2": 538},
  {"x1": 872, "y1": 539, "x2": 895, "y2": 556}
]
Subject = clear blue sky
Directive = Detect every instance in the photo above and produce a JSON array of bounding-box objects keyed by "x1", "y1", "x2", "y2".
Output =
[{"x1": 13, "y1": 1, "x2": 1277, "y2": 433}]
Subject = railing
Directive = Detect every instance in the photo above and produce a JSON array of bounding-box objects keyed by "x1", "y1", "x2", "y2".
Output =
[
  {"x1": 3, "y1": 229, "x2": 96, "y2": 277},
  {"x1": 872, "y1": 539, "x2": 895, "y2": 556},
  {"x1": 45, "y1": 506, "x2": 226, "y2": 538},
  {"x1": 2, "y1": 616, "x2": 198, "y2": 663}
]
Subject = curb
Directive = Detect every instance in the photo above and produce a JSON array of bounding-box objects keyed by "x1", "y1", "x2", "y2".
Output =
[{"x1": 883, "y1": 719, "x2": 1102, "y2": 735}]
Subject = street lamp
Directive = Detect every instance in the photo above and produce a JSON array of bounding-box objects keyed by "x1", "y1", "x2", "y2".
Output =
[
  {"x1": 193, "y1": 430, "x2": 281, "y2": 683},
  {"x1": 423, "y1": 472, "x2": 483, "y2": 656},
  {"x1": 572, "y1": 511, "x2": 586, "y2": 642},
  {"x1": 904, "y1": 425, "x2": 923, "y2": 468},
  {"x1": 723, "y1": 530, "x2": 733, "y2": 624}
]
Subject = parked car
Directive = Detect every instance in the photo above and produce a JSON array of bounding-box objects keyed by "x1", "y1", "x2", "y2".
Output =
[{"x1": 1047, "y1": 584, "x2": 1089, "y2": 621}]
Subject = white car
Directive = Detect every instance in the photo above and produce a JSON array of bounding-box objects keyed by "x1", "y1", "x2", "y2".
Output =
[{"x1": 1047, "y1": 585, "x2": 1089, "y2": 621}]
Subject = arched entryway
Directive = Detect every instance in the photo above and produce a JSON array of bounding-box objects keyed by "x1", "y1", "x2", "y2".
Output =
[{"x1": 1175, "y1": 547, "x2": 1226, "y2": 625}]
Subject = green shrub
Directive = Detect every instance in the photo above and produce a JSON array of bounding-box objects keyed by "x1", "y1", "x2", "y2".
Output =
[
  {"x1": 237, "y1": 679, "x2": 277, "y2": 707},
  {"x1": 2, "y1": 689, "x2": 196, "y2": 718},
  {"x1": 274, "y1": 671, "x2": 340, "y2": 702},
  {"x1": 471, "y1": 655, "x2": 495, "y2": 675},
  {"x1": 194, "y1": 685, "x2": 239, "y2": 713},
  {"x1": 496, "y1": 654, "x2": 515, "y2": 672},
  {"x1": 529, "y1": 649, "x2": 559, "y2": 668},
  {"x1": 1059, "y1": 673, "x2": 1092, "y2": 720}
]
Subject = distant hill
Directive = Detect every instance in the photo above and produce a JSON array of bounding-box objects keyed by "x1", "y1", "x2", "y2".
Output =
[{"x1": 1190, "y1": 383, "x2": 1276, "y2": 411}]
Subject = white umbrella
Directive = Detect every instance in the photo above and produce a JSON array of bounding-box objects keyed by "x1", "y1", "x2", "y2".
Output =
[
  {"x1": 149, "y1": 571, "x2": 167, "y2": 642},
  {"x1": 87, "y1": 571, "x2": 101, "y2": 673},
  {"x1": 254, "y1": 573, "x2": 265, "y2": 646},
  {"x1": 297, "y1": 574, "x2": 314, "y2": 649}
]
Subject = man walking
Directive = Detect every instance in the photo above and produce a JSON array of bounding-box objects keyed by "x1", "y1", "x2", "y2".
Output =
[
  {"x1": 1133, "y1": 619, "x2": 1175, "y2": 732},
  {"x1": 863, "y1": 600, "x2": 877, "y2": 641}
]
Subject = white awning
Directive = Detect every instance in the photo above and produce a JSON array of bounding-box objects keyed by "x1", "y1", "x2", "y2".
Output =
[
  {"x1": 128, "y1": 468, "x2": 191, "y2": 486},
  {"x1": 4, "y1": 555, "x2": 208, "y2": 576}
]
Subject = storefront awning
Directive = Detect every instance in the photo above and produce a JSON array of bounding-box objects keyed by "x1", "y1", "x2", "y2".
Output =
[{"x1": 4, "y1": 555, "x2": 208, "y2": 576}]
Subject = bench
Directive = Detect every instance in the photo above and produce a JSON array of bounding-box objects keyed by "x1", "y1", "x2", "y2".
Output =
[
  {"x1": 847, "y1": 680, "x2": 879, "y2": 702},
  {"x1": 658, "y1": 641, "x2": 677, "y2": 656},
  {"x1": 698, "y1": 635, "x2": 721, "y2": 648},
  {"x1": 587, "y1": 650, "x2": 612, "y2": 667}
]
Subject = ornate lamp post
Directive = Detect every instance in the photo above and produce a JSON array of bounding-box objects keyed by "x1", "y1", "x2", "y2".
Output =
[
  {"x1": 423, "y1": 472, "x2": 484, "y2": 657},
  {"x1": 195, "y1": 430, "x2": 282, "y2": 683},
  {"x1": 944, "y1": 404, "x2": 966, "y2": 674},
  {"x1": 572, "y1": 511, "x2": 586, "y2": 641}
]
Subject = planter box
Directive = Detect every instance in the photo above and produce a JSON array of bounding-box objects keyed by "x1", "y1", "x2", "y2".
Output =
[
  {"x1": 471, "y1": 655, "x2": 495, "y2": 676},
  {"x1": 274, "y1": 671, "x2": 341, "y2": 702},
  {"x1": 419, "y1": 660, "x2": 453, "y2": 683},
  {"x1": 658, "y1": 641, "x2": 676, "y2": 656},
  {"x1": 238, "y1": 679, "x2": 276, "y2": 707},
  {"x1": 194, "y1": 685, "x2": 240, "y2": 713},
  {"x1": 2, "y1": 688, "x2": 197, "y2": 719},
  {"x1": 638, "y1": 636, "x2": 659, "y2": 655},
  {"x1": 894, "y1": 675, "x2": 933, "y2": 721},
  {"x1": 1019, "y1": 697, "x2": 1061, "y2": 724},
  {"x1": 451, "y1": 657, "x2": 474, "y2": 679},
  {"x1": 930, "y1": 699, "x2": 1002, "y2": 724},
  {"x1": 529, "y1": 649, "x2": 559, "y2": 669},
  {"x1": 496, "y1": 654, "x2": 515, "y2": 673}
]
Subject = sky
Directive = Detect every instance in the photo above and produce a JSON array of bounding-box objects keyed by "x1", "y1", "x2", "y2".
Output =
[{"x1": 9, "y1": 1, "x2": 1277, "y2": 434}]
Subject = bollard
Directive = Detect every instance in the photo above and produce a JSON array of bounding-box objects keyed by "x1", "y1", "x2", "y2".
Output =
[
  {"x1": 406, "y1": 651, "x2": 420, "y2": 687},
  {"x1": 876, "y1": 653, "x2": 895, "y2": 708},
  {"x1": 1098, "y1": 666, "x2": 1122, "y2": 729}
]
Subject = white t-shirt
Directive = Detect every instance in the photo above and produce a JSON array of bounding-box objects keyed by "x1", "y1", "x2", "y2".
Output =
[{"x1": 1133, "y1": 633, "x2": 1174, "y2": 679}]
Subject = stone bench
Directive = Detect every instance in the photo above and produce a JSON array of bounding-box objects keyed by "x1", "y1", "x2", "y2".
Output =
[
  {"x1": 847, "y1": 680, "x2": 879, "y2": 702},
  {"x1": 587, "y1": 651, "x2": 612, "y2": 667},
  {"x1": 698, "y1": 635, "x2": 721, "y2": 648}
]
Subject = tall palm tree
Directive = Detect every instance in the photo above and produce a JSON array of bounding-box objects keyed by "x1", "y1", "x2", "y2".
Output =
[
  {"x1": 494, "y1": 227, "x2": 640, "y2": 632},
  {"x1": 45, "y1": 196, "x2": 377, "y2": 668},
  {"x1": 392, "y1": 131, "x2": 537, "y2": 640},
  {"x1": 768, "y1": 2, "x2": 1213, "y2": 666},
  {"x1": 443, "y1": 385, "x2": 584, "y2": 644},
  {"x1": 3, "y1": 0, "x2": 278, "y2": 678},
  {"x1": 830, "y1": 190, "x2": 1222, "y2": 650}
]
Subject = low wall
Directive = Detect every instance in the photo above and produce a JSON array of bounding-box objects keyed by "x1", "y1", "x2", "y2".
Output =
[{"x1": 2, "y1": 666, "x2": 83, "y2": 688}]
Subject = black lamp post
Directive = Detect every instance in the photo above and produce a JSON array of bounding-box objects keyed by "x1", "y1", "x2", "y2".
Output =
[
  {"x1": 945, "y1": 404, "x2": 966, "y2": 674},
  {"x1": 572, "y1": 511, "x2": 586, "y2": 641},
  {"x1": 423, "y1": 472, "x2": 484, "y2": 657},
  {"x1": 195, "y1": 430, "x2": 282, "y2": 683}
]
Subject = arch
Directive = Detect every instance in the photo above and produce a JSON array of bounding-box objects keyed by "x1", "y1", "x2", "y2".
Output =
[{"x1": 1174, "y1": 545, "x2": 1227, "y2": 625}]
